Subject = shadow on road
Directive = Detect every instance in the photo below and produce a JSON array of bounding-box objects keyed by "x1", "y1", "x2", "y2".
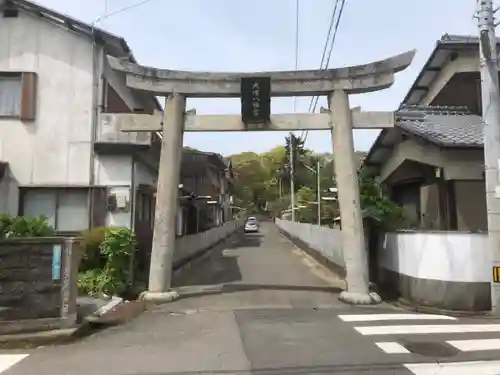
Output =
[
  {"x1": 176, "y1": 282, "x2": 343, "y2": 300},
  {"x1": 136, "y1": 361, "x2": 404, "y2": 374},
  {"x1": 171, "y1": 233, "x2": 245, "y2": 287},
  {"x1": 226, "y1": 232, "x2": 264, "y2": 248}
]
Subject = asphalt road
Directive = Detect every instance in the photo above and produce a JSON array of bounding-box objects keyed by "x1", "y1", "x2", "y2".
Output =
[{"x1": 3, "y1": 223, "x2": 500, "y2": 374}]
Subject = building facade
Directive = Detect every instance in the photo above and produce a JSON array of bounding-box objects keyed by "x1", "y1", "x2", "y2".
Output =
[
  {"x1": 180, "y1": 149, "x2": 233, "y2": 234},
  {"x1": 0, "y1": 0, "x2": 160, "y2": 233},
  {"x1": 363, "y1": 34, "x2": 490, "y2": 232}
]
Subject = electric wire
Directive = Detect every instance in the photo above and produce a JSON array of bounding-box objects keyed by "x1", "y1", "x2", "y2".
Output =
[
  {"x1": 302, "y1": 0, "x2": 347, "y2": 143},
  {"x1": 96, "y1": 0, "x2": 158, "y2": 24}
]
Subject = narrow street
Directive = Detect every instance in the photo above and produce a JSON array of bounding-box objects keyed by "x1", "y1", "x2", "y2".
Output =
[{"x1": 4, "y1": 223, "x2": 500, "y2": 374}]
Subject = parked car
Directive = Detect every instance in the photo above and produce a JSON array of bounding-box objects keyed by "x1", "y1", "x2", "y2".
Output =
[{"x1": 244, "y1": 218, "x2": 259, "y2": 233}]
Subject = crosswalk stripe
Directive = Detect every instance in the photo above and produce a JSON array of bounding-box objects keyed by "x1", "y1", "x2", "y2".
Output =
[
  {"x1": 338, "y1": 313, "x2": 456, "y2": 322},
  {"x1": 404, "y1": 360, "x2": 500, "y2": 375},
  {"x1": 0, "y1": 354, "x2": 29, "y2": 374},
  {"x1": 447, "y1": 338, "x2": 500, "y2": 352},
  {"x1": 355, "y1": 324, "x2": 500, "y2": 336},
  {"x1": 374, "y1": 342, "x2": 409, "y2": 354}
]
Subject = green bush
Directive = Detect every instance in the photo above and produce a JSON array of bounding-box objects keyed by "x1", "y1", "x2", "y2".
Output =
[
  {"x1": 0, "y1": 213, "x2": 55, "y2": 238},
  {"x1": 79, "y1": 227, "x2": 108, "y2": 271},
  {"x1": 77, "y1": 227, "x2": 136, "y2": 297}
]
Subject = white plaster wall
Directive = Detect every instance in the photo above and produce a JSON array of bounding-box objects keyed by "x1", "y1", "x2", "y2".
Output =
[
  {"x1": 174, "y1": 217, "x2": 245, "y2": 264},
  {"x1": 379, "y1": 232, "x2": 490, "y2": 283},
  {"x1": 134, "y1": 162, "x2": 157, "y2": 187},
  {"x1": 95, "y1": 155, "x2": 132, "y2": 228},
  {"x1": 275, "y1": 219, "x2": 344, "y2": 268},
  {"x1": 0, "y1": 13, "x2": 94, "y2": 190},
  {"x1": 95, "y1": 155, "x2": 132, "y2": 185}
]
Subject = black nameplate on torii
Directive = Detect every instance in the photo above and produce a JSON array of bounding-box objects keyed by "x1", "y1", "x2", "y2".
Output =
[{"x1": 241, "y1": 76, "x2": 271, "y2": 128}]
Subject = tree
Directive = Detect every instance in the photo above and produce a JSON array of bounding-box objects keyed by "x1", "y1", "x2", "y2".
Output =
[
  {"x1": 295, "y1": 186, "x2": 317, "y2": 223},
  {"x1": 227, "y1": 136, "x2": 403, "y2": 226},
  {"x1": 358, "y1": 172, "x2": 404, "y2": 228},
  {"x1": 229, "y1": 152, "x2": 271, "y2": 212},
  {"x1": 282, "y1": 134, "x2": 312, "y2": 192}
]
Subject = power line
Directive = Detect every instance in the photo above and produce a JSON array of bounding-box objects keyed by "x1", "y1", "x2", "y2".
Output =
[
  {"x1": 307, "y1": 0, "x2": 340, "y2": 113},
  {"x1": 309, "y1": 0, "x2": 346, "y2": 115},
  {"x1": 95, "y1": 0, "x2": 158, "y2": 24},
  {"x1": 299, "y1": 1, "x2": 338, "y2": 141},
  {"x1": 302, "y1": 0, "x2": 347, "y2": 144}
]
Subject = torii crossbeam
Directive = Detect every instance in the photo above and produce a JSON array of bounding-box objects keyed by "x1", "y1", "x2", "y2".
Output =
[{"x1": 105, "y1": 49, "x2": 416, "y2": 305}]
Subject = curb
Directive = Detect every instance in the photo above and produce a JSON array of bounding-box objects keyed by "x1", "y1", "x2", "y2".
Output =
[
  {"x1": 0, "y1": 328, "x2": 79, "y2": 348},
  {"x1": 389, "y1": 298, "x2": 498, "y2": 319}
]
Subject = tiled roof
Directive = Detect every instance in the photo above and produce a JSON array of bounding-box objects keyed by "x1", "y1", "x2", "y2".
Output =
[{"x1": 395, "y1": 106, "x2": 483, "y2": 147}]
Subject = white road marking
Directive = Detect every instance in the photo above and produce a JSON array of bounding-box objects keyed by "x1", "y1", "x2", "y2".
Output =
[
  {"x1": 338, "y1": 313, "x2": 456, "y2": 322},
  {"x1": 355, "y1": 324, "x2": 500, "y2": 336},
  {"x1": 404, "y1": 360, "x2": 500, "y2": 375},
  {"x1": 0, "y1": 354, "x2": 29, "y2": 374},
  {"x1": 374, "y1": 342, "x2": 409, "y2": 354},
  {"x1": 447, "y1": 338, "x2": 500, "y2": 352}
]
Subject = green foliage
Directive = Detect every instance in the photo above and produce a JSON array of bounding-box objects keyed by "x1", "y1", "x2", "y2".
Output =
[
  {"x1": 229, "y1": 135, "x2": 403, "y2": 227},
  {"x1": 77, "y1": 227, "x2": 136, "y2": 297},
  {"x1": 0, "y1": 213, "x2": 55, "y2": 238},
  {"x1": 359, "y1": 174, "x2": 405, "y2": 227},
  {"x1": 79, "y1": 227, "x2": 109, "y2": 271}
]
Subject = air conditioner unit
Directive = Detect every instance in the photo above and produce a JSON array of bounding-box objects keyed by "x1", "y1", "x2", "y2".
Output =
[{"x1": 107, "y1": 190, "x2": 130, "y2": 211}]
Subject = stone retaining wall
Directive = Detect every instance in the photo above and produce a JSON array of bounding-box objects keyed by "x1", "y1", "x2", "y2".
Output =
[{"x1": 0, "y1": 237, "x2": 79, "y2": 334}]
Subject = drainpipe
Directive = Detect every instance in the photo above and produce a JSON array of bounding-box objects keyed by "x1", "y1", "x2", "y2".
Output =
[
  {"x1": 88, "y1": 23, "x2": 104, "y2": 228},
  {"x1": 128, "y1": 158, "x2": 137, "y2": 286}
]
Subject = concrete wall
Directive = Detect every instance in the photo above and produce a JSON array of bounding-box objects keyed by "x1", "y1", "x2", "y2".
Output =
[
  {"x1": 95, "y1": 155, "x2": 132, "y2": 228},
  {"x1": 378, "y1": 231, "x2": 491, "y2": 311},
  {"x1": 173, "y1": 217, "x2": 245, "y2": 267},
  {"x1": 275, "y1": 218, "x2": 491, "y2": 312},
  {"x1": 0, "y1": 12, "x2": 157, "y2": 232},
  {"x1": 0, "y1": 237, "x2": 79, "y2": 334},
  {"x1": 0, "y1": 11, "x2": 95, "y2": 208},
  {"x1": 275, "y1": 219, "x2": 344, "y2": 272},
  {"x1": 95, "y1": 155, "x2": 157, "y2": 229}
]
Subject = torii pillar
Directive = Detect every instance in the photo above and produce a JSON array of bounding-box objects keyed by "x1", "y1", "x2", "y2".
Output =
[
  {"x1": 104, "y1": 50, "x2": 416, "y2": 304},
  {"x1": 329, "y1": 90, "x2": 372, "y2": 303}
]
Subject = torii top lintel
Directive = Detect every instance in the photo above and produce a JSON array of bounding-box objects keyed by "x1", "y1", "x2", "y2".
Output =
[{"x1": 107, "y1": 49, "x2": 416, "y2": 98}]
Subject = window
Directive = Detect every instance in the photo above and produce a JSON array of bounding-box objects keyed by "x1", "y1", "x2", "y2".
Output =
[
  {"x1": 21, "y1": 188, "x2": 89, "y2": 232},
  {"x1": 0, "y1": 76, "x2": 21, "y2": 116},
  {"x1": 0, "y1": 72, "x2": 37, "y2": 120}
]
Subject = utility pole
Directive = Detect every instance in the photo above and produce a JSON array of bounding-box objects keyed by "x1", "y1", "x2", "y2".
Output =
[
  {"x1": 317, "y1": 158, "x2": 321, "y2": 226},
  {"x1": 478, "y1": 0, "x2": 500, "y2": 313},
  {"x1": 290, "y1": 132, "x2": 296, "y2": 222},
  {"x1": 279, "y1": 178, "x2": 282, "y2": 200}
]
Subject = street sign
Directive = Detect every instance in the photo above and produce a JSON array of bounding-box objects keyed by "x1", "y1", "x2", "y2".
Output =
[
  {"x1": 493, "y1": 266, "x2": 500, "y2": 283},
  {"x1": 241, "y1": 76, "x2": 271, "y2": 128}
]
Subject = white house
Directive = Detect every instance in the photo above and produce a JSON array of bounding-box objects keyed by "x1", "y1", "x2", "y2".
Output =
[{"x1": 0, "y1": 0, "x2": 161, "y2": 234}]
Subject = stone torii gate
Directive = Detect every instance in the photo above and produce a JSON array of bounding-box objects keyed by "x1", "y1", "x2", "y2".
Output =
[{"x1": 104, "y1": 50, "x2": 415, "y2": 304}]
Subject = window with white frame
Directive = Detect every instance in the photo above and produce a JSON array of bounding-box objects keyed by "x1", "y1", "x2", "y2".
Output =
[
  {"x1": 22, "y1": 188, "x2": 89, "y2": 232},
  {"x1": 0, "y1": 75, "x2": 21, "y2": 117}
]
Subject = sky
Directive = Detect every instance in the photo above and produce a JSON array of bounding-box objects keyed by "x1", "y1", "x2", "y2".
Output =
[{"x1": 36, "y1": 0, "x2": 480, "y2": 155}]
